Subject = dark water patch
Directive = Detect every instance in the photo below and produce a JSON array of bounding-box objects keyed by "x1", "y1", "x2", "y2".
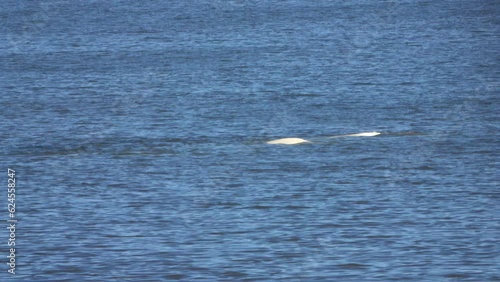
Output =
[{"x1": 337, "y1": 263, "x2": 369, "y2": 269}]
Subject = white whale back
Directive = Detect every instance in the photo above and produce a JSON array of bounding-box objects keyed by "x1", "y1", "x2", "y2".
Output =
[
  {"x1": 266, "y1": 138, "x2": 310, "y2": 145},
  {"x1": 266, "y1": 132, "x2": 380, "y2": 145},
  {"x1": 330, "y1": 131, "x2": 381, "y2": 138}
]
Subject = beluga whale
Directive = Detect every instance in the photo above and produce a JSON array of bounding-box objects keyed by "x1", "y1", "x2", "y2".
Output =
[
  {"x1": 329, "y1": 131, "x2": 381, "y2": 138},
  {"x1": 266, "y1": 131, "x2": 381, "y2": 145},
  {"x1": 266, "y1": 138, "x2": 311, "y2": 145}
]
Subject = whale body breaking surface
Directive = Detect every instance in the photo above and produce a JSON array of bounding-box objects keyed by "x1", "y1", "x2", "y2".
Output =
[
  {"x1": 266, "y1": 132, "x2": 381, "y2": 145},
  {"x1": 330, "y1": 131, "x2": 381, "y2": 138},
  {"x1": 266, "y1": 138, "x2": 310, "y2": 145}
]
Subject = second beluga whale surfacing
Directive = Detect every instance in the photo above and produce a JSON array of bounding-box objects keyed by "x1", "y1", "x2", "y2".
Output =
[
  {"x1": 329, "y1": 131, "x2": 381, "y2": 138},
  {"x1": 266, "y1": 132, "x2": 381, "y2": 145}
]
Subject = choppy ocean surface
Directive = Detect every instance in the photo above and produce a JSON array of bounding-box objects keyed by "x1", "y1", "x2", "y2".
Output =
[{"x1": 1, "y1": 1, "x2": 499, "y2": 281}]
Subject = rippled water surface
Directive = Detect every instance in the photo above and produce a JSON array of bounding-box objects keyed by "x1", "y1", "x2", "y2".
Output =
[{"x1": 1, "y1": 1, "x2": 499, "y2": 281}]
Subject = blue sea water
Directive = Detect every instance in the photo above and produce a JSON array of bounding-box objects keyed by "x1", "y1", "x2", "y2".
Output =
[{"x1": 0, "y1": 0, "x2": 499, "y2": 281}]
